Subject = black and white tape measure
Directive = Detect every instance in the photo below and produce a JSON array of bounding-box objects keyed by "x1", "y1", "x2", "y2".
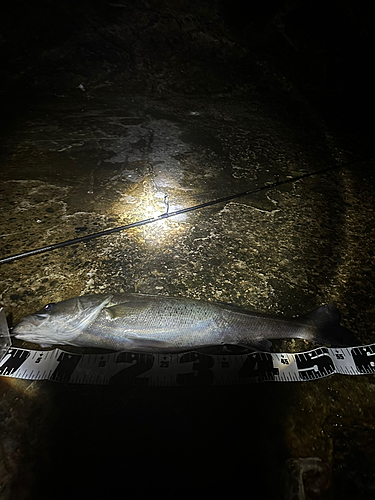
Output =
[
  {"x1": 1, "y1": 343, "x2": 375, "y2": 386},
  {"x1": 1, "y1": 309, "x2": 374, "y2": 385}
]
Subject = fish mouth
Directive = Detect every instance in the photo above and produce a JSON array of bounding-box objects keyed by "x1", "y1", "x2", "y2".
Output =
[{"x1": 12, "y1": 315, "x2": 45, "y2": 335}]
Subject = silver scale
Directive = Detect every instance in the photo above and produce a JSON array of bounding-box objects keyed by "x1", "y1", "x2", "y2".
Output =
[{"x1": 1, "y1": 308, "x2": 375, "y2": 385}]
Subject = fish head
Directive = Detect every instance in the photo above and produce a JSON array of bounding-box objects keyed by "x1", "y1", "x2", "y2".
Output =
[{"x1": 12, "y1": 295, "x2": 112, "y2": 346}]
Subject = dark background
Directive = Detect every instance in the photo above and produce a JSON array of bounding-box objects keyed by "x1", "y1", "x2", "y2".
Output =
[{"x1": 0, "y1": 0, "x2": 373, "y2": 136}]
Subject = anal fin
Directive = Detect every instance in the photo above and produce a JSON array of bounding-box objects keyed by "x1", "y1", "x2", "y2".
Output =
[{"x1": 238, "y1": 339, "x2": 272, "y2": 352}]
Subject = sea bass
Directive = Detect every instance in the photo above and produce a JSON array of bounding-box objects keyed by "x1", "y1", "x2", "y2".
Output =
[{"x1": 12, "y1": 293, "x2": 357, "y2": 352}]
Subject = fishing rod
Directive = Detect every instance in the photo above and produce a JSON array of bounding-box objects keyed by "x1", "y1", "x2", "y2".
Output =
[{"x1": 0, "y1": 158, "x2": 366, "y2": 265}]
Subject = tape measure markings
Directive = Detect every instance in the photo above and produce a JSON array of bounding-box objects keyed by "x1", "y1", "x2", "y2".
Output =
[{"x1": 1, "y1": 343, "x2": 375, "y2": 385}]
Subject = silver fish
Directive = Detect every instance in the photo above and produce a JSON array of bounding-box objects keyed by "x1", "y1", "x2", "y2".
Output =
[{"x1": 12, "y1": 293, "x2": 357, "y2": 352}]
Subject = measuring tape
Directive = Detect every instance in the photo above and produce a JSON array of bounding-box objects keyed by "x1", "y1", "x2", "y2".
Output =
[
  {"x1": 1, "y1": 343, "x2": 375, "y2": 386},
  {"x1": 1, "y1": 310, "x2": 374, "y2": 385}
]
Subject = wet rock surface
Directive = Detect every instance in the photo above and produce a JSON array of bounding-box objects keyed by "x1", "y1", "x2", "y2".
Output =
[{"x1": 0, "y1": 1, "x2": 374, "y2": 499}]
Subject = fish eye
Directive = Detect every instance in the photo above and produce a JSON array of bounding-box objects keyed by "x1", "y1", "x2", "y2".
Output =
[{"x1": 44, "y1": 303, "x2": 55, "y2": 311}]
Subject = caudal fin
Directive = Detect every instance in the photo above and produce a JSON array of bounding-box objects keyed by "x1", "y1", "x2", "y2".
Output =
[{"x1": 305, "y1": 304, "x2": 358, "y2": 347}]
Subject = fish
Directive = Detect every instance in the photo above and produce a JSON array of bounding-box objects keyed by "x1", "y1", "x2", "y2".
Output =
[{"x1": 12, "y1": 293, "x2": 358, "y2": 352}]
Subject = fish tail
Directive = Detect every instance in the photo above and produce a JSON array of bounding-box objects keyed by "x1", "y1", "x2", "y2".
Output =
[{"x1": 304, "y1": 304, "x2": 358, "y2": 347}]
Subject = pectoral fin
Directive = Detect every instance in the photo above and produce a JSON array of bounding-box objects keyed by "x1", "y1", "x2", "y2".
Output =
[{"x1": 105, "y1": 301, "x2": 151, "y2": 319}]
